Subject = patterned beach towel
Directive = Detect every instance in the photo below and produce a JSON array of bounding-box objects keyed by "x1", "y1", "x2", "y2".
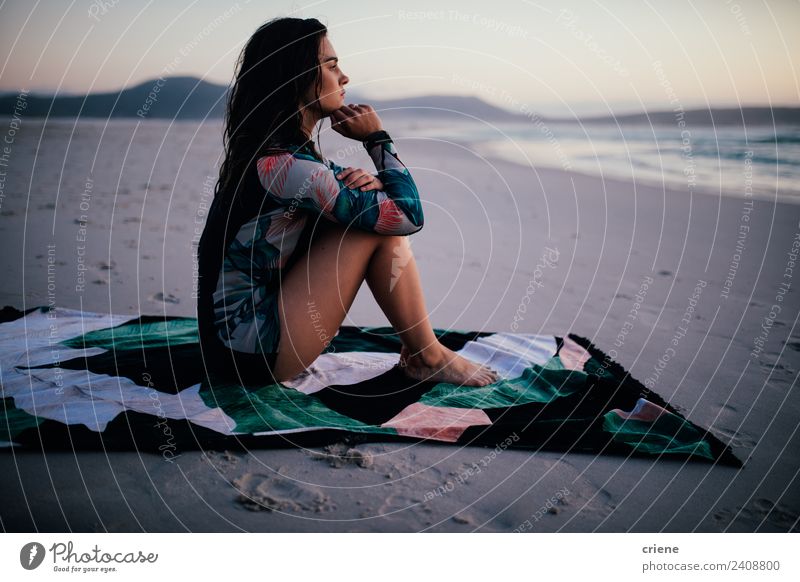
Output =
[{"x1": 0, "y1": 306, "x2": 741, "y2": 467}]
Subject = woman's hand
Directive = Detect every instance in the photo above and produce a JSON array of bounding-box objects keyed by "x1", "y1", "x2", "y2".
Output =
[
  {"x1": 336, "y1": 167, "x2": 384, "y2": 191},
  {"x1": 330, "y1": 104, "x2": 383, "y2": 141}
]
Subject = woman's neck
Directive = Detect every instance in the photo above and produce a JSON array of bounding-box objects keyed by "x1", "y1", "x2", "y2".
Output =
[{"x1": 301, "y1": 108, "x2": 320, "y2": 142}]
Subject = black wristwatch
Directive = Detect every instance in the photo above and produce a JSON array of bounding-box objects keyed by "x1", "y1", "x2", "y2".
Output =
[{"x1": 363, "y1": 130, "x2": 392, "y2": 149}]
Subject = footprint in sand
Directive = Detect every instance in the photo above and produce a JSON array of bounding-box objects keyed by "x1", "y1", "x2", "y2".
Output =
[
  {"x1": 150, "y1": 292, "x2": 180, "y2": 304},
  {"x1": 708, "y1": 426, "x2": 757, "y2": 449},
  {"x1": 713, "y1": 498, "x2": 799, "y2": 532},
  {"x1": 203, "y1": 450, "x2": 241, "y2": 473},
  {"x1": 375, "y1": 491, "x2": 426, "y2": 518},
  {"x1": 305, "y1": 442, "x2": 374, "y2": 469},
  {"x1": 784, "y1": 339, "x2": 800, "y2": 352},
  {"x1": 496, "y1": 462, "x2": 617, "y2": 532},
  {"x1": 232, "y1": 472, "x2": 335, "y2": 513},
  {"x1": 451, "y1": 513, "x2": 478, "y2": 526},
  {"x1": 712, "y1": 403, "x2": 738, "y2": 414}
]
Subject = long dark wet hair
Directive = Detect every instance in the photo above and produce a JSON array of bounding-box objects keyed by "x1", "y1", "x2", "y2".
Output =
[{"x1": 215, "y1": 17, "x2": 327, "y2": 205}]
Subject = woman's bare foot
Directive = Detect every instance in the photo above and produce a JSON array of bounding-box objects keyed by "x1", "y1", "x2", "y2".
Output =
[{"x1": 398, "y1": 343, "x2": 500, "y2": 386}]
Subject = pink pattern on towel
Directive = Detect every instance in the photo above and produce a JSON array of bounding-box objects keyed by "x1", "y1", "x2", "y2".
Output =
[
  {"x1": 380, "y1": 402, "x2": 493, "y2": 442},
  {"x1": 559, "y1": 335, "x2": 591, "y2": 371},
  {"x1": 609, "y1": 398, "x2": 669, "y2": 422}
]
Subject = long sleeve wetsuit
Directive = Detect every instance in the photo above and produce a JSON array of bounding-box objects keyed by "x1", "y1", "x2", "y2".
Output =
[{"x1": 196, "y1": 130, "x2": 424, "y2": 364}]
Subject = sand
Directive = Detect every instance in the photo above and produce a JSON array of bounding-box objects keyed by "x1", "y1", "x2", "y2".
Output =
[{"x1": 0, "y1": 117, "x2": 797, "y2": 532}]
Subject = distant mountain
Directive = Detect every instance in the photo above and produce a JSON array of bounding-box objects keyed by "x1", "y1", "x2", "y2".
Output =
[
  {"x1": 372, "y1": 94, "x2": 522, "y2": 121},
  {"x1": 1, "y1": 76, "x2": 797, "y2": 126},
  {"x1": 0, "y1": 77, "x2": 517, "y2": 121},
  {"x1": 0, "y1": 77, "x2": 228, "y2": 119}
]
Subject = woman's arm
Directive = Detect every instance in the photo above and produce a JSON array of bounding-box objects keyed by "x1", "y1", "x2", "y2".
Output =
[{"x1": 256, "y1": 130, "x2": 424, "y2": 235}]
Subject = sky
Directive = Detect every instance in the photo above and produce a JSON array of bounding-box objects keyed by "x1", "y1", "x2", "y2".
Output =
[{"x1": 0, "y1": 0, "x2": 797, "y2": 116}]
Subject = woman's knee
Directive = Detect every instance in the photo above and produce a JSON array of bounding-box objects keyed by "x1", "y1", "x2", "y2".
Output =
[{"x1": 314, "y1": 220, "x2": 399, "y2": 251}]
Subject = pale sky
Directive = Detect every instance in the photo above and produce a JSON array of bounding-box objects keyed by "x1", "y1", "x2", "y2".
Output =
[{"x1": 0, "y1": 0, "x2": 797, "y2": 116}]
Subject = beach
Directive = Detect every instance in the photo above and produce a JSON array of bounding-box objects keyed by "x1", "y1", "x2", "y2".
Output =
[{"x1": 0, "y1": 118, "x2": 798, "y2": 532}]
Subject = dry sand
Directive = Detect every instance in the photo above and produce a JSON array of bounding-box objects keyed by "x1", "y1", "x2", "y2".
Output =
[{"x1": 0, "y1": 118, "x2": 797, "y2": 532}]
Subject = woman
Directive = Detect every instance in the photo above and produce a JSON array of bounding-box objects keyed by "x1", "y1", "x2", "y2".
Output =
[{"x1": 197, "y1": 17, "x2": 499, "y2": 387}]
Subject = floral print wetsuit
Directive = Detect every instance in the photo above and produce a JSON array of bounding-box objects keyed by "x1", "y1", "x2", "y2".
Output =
[{"x1": 197, "y1": 130, "x2": 424, "y2": 362}]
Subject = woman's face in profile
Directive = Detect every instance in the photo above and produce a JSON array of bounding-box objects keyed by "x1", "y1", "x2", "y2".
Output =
[{"x1": 313, "y1": 35, "x2": 349, "y2": 114}]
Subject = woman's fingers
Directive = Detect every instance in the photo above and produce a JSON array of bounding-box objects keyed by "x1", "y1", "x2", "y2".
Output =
[
  {"x1": 330, "y1": 107, "x2": 354, "y2": 125},
  {"x1": 339, "y1": 104, "x2": 359, "y2": 117},
  {"x1": 362, "y1": 175, "x2": 384, "y2": 191},
  {"x1": 330, "y1": 106, "x2": 364, "y2": 138},
  {"x1": 356, "y1": 175, "x2": 384, "y2": 191},
  {"x1": 331, "y1": 106, "x2": 350, "y2": 118},
  {"x1": 335, "y1": 166, "x2": 355, "y2": 181},
  {"x1": 335, "y1": 167, "x2": 367, "y2": 187},
  {"x1": 335, "y1": 167, "x2": 378, "y2": 190},
  {"x1": 329, "y1": 113, "x2": 345, "y2": 134},
  {"x1": 345, "y1": 169, "x2": 367, "y2": 184},
  {"x1": 345, "y1": 172, "x2": 372, "y2": 189},
  {"x1": 349, "y1": 173, "x2": 375, "y2": 190}
]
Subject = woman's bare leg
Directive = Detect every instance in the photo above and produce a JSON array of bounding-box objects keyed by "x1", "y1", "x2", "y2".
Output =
[
  {"x1": 271, "y1": 220, "x2": 498, "y2": 385},
  {"x1": 360, "y1": 233, "x2": 499, "y2": 384}
]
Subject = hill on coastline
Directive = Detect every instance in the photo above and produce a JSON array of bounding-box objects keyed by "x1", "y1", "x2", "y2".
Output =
[{"x1": 1, "y1": 76, "x2": 797, "y2": 126}]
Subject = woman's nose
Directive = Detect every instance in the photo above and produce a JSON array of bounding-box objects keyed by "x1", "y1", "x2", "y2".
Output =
[{"x1": 341, "y1": 73, "x2": 349, "y2": 86}]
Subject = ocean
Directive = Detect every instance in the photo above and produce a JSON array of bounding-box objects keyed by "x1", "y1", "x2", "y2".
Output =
[
  {"x1": 402, "y1": 119, "x2": 800, "y2": 204},
  {"x1": 2, "y1": 117, "x2": 798, "y2": 207}
]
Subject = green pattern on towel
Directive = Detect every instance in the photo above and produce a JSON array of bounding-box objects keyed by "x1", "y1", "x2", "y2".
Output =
[
  {"x1": 602, "y1": 410, "x2": 715, "y2": 461},
  {"x1": 62, "y1": 317, "x2": 199, "y2": 351},
  {"x1": 197, "y1": 379, "x2": 398, "y2": 435},
  {"x1": 419, "y1": 355, "x2": 586, "y2": 409}
]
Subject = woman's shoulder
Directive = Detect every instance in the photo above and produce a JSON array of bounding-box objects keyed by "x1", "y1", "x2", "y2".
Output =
[
  {"x1": 257, "y1": 142, "x2": 326, "y2": 167},
  {"x1": 259, "y1": 145, "x2": 294, "y2": 159}
]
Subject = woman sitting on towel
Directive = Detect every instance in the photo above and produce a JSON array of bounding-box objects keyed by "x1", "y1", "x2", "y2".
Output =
[{"x1": 197, "y1": 16, "x2": 499, "y2": 387}]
